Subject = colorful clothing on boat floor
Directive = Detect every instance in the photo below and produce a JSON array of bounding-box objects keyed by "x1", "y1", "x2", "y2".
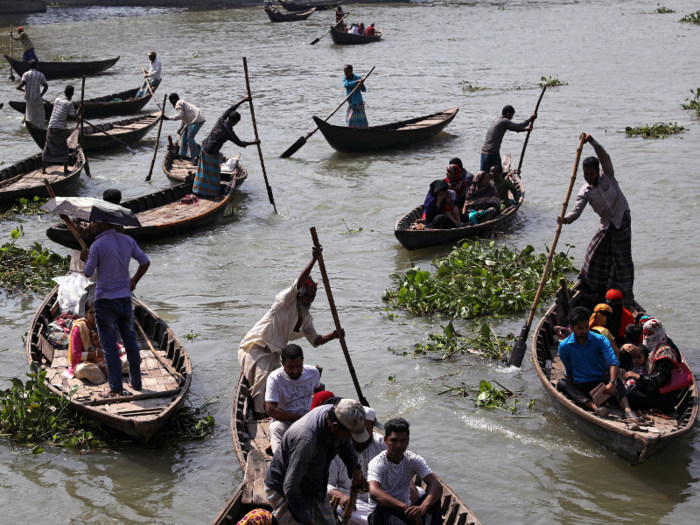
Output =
[
  {"x1": 347, "y1": 102, "x2": 368, "y2": 129},
  {"x1": 236, "y1": 509, "x2": 273, "y2": 525},
  {"x1": 193, "y1": 149, "x2": 222, "y2": 198}
]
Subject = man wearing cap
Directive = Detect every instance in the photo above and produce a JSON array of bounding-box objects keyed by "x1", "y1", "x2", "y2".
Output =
[
  {"x1": 10, "y1": 27, "x2": 38, "y2": 61},
  {"x1": 136, "y1": 51, "x2": 161, "y2": 98},
  {"x1": 265, "y1": 399, "x2": 370, "y2": 525},
  {"x1": 16, "y1": 59, "x2": 48, "y2": 129},
  {"x1": 239, "y1": 247, "x2": 345, "y2": 419},
  {"x1": 328, "y1": 407, "x2": 387, "y2": 525}
]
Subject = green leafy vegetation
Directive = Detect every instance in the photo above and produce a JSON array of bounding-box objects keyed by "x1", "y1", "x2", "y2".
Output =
[
  {"x1": 623, "y1": 122, "x2": 685, "y2": 138},
  {"x1": 191, "y1": 54, "x2": 200, "y2": 59},
  {"x1": 149, "y1": 397, "x2": 218, "y2": 446},
  {"x1": 413, "y1": 321, "x2": 516, "y2": 361},
  {"x1": 461, "y1": 81, "x2": 488, "y2": 93},
  {"x1": 680, "y1": 10, "x2": 700, "y2": 23},
  {"x1": 540, "y1": 76, "x2": 568, "y2": 88},
  {"x1": 383, "y1": 240, "x2": 577, "y2": 319},
  {"x1": 184, "y1": 330, "x2": 201, "y2": 341},
  {"x1": 50, "y1": 55, "x2": 89, "y2": 61},
  {"x1": 0, "y1": 227, "x2": 69, "y2": 295},
  {"x1": 644, "y1": 4, "x2": 675, "y2": 13},
  {"x1": 1, "y1": 196, "x2": 50, "y2": 221},
  {"x1": 682, "y1": 88, "x2": 700, "y2": 116},
  {"x1": 340, "y1": 218, "x2": 372, "y2": 235},
  {"x1": 388, "y1": 374, "x2": 397, "y2": 384}
]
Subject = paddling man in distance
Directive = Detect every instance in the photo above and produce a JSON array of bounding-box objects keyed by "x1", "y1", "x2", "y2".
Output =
[
  {"x1": 238, "y1": 246, "x2": 344, "y2": 419},
  {"x1": 16, "y1": 59, "x2": 48, "y2": 129},
  {"x1": 557, "y1": 134, "x2": 634, "y2": 305},
  {"x1": 42, "y1": 85, "x2": 80, "y2": 176},
  {"x1": 136, "y1": 51, "x2": 161, "y2": 98},
  {"x1": 480, "y1": 105, "x2": 536, "y2": 173}
]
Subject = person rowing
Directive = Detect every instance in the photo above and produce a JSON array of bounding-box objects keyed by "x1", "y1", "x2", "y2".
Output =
[
  {"x1": 10, "y1": 26, "x2": 38, "y2": 61},
  {"x1": 480, "y1": 105, "x2": 536, "y2": 173},
  {"x1": 164, "y1": 93, "x2": 206, "y2": 164},
  {"x1": 344, "y1": 64, "x2": 368, "y2": 129},
  {"x1": 136, "y1": 51, "x2": 161, "y2": 99}
]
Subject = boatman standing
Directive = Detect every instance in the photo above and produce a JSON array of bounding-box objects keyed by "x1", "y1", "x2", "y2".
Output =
[
  {"x1": 344, "y1": 64, "x2": 368, "y2": 129},
  {"x1": 136, "y1": 51, "x2": 161, "y2": 98},
  {"x1": 480, "y1": 105, "x2": 536, "y2": 173},
  {"x1": 16, "y1": 59, "x2": 48, "y2": 129},
  {"x1": 238, "y1": 246, "x2": 344, "y2": 419},
  {"x1": 164, "y1": 93, "x2": 206, "y2": 163},
  {"x1": 557, "y1": 134, "x2": 634, "y2": 304},
  {"x1": 42, "y1": 85, "x2": 79, "y2": 175},
  {"x1": 10, "y1": 27, "x2": 38, "y2": 61}
]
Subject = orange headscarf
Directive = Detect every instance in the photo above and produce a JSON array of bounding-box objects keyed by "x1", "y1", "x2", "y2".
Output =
[{"x1": 589, "y1": 303, "x2": 612, "y2": 329}]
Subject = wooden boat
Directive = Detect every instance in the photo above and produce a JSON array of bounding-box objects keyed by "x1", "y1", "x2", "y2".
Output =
[
  {"x1": 314, "y1": 107, "x2": 459, "y2": 153},
  {"x1": 280, "y1": 0, "x2": 341, "y2": 11},
  {"x1": 8, "y1": 86, "x2": 158, "y2": 120},
  {"x1": 266, "y1": 7, "x2": 316, "y2": 22},
  {"x1": 211, "y1": 372, "x2": 482, "y2": 525},
  {"x1": 394, "y1": 155, "x2": 523, "y2": 250},
  {"x1": 330, "y1": 25, "x2": 383, "y2": 45},
  {"x1": 532, "y1": 280, "x2": 698, "y2": 464},
  {"x1": 4, "y1": 55, "x2": 120, "y2": 81},
  {"x1": 26, "y1": 112, "x2": 160, "y2": 153},
  {"x1": 0, "y1": 147, "x2": 85, "y2": 205},
  {"x1": 45, "y1": 177, "x2": 240, "y2": 249},
  {"x1": 162, "y1": 140, "x2": 248, "y2": 187},
  {"x1": 25, "y1": 252, "x2": 192, "y2": 441}
]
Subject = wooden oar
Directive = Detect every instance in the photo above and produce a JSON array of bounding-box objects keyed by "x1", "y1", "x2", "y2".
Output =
[
  {"x1": 43, "y1": 179, "x2": 88, "y2": 251},
  {"x1": 82, "y1": 118, "x2": 137, "y2": 155},
  {"x1": 141, "y1": 67, "x2": 162, "y2": 110},
  {"x1": 341, "y1": 466, "x2": 363, "y2": 525},
  {"x1": 281, "y1": 65, "x2": 375, "y2": 158},
  {"x1": 134, "y1": 319, "x2": 184, "y2": 383},
  {"x1": 508, "y1": 133, "x2": 586, "y2": 367},
  {"x1": 8, "y1": 26, "x2": 14, "y2": 81},
  {"x1": 243, "y1": 57, "x2": 278, "y2": 213},
  {"x1": 79, "y1": 76, "x2": 91, "y2": 178},
  {"x1": 310, "y1": 8, "x2": 354, "y2": 45},
  {"x1": 515, "y1": 85, "x2": 546, "y2": 176},
  {"x1": 309, "y1": 226, "x2": 369, "y2": 406},
  {"x1": 145, "y1": 93, "x2": 168, "y2": 182}
]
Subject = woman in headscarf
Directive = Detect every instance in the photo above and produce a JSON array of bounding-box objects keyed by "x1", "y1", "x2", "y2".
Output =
[
  {"x1": 461, "y1": 171, "x2": 501, "y2": 225},
  {"x1": 623, "y1": 319, "x2": 680, "y2": 413},
  {"x1": 589, "y1": 304, "x2": 619, "y2": 357},
  {"x1": 420, "y1": 179, "x2": 459, "y2": 229},
  {"x1": 604, "y1": 289, "x2": 634, "y2": 345}
]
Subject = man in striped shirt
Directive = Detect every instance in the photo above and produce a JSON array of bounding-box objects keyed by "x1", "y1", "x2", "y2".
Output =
[
  {"x1": 16, "y1": 59, "x2": 48, "y2": 129},
  {"x1": 43, "y1": 85, "x2": 79, "y2": 175}
]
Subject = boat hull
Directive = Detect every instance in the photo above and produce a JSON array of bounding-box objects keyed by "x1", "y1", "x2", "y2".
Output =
[
  {"x1": 5, "y1": 55, "x2": 119, "y2": 80},
  {"x1": 266, "y1": 7, "x2": 315, "y2": 21},
  {"x1": 330, "y1": 25, "x2": 383, "y2": 44}
]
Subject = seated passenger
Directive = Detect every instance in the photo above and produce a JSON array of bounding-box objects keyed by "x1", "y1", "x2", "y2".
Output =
[
  {"x1": 328, "y1": 407, "x2": 386, "y2": 525},
  {"x1": 605, "y1": 289, "x2": 635, "y2": 343},
  {"x1": 625, "y1": 323, "x2": 643, "y2": 345},
  {"x1": 350, "y1": 24, "x2": 360, "y2": 35},
  {"x1": 366, "y1": 23, "x2": 376, "y2": 37},
  {"x1": 367, "y1": 418, "x2": 443, "y2": 525},
  {"x1": 266, "y1": 344, "x2": 323, "y2": 454},
  {"x1": 444, "y1": 162, "x2": 473, "y2": 211},
  {"x1": 60, "y1": 189, "x2": 124, "y2": 237},
  {"x1": 556, "y1": 307, "x2": 639, "y2": 420},
  {"x1": 419, "y1": 179, "x2": 457, "y2": 230},
  {"x1": 489, "y1": 164, "x2": 519, "y2": 210},
  {"x1": 358, "y1": 23, "x2": 366, "y2": 35},
  {"x1": 588, "y1": 304, "x2": 619, "y2": 358},
  {"x1": 461, "y1": 171, "x2": 500, "y2": 225},
  {"x1": 443, "y1": 191, "x2": 462, "y2": 227}
]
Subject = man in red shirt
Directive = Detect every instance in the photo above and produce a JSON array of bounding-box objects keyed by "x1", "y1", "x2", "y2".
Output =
[{"x1": 366, "y1": 23, "x2": 376, "y2": 36}]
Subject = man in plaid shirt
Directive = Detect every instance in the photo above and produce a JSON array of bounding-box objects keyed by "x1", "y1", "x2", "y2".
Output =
[{"x1": 16, "y1": 59, "x2": 48, "y2": 129}]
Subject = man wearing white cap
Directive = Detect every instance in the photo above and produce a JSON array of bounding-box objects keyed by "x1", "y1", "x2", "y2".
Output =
[
  {"x1": 136, "y1": 51, "x2": 161, "y2": 98},
  {"x1": 265, "y1": 399, "x2": 369, "y2": 525},
  {"x1": 327, "y1": 407, "x2": 386, "y2": 525}
]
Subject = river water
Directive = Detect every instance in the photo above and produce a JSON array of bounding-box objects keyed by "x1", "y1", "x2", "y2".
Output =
[{"x1": 1, "y1": 1, "x2": 699, "y2": 523}]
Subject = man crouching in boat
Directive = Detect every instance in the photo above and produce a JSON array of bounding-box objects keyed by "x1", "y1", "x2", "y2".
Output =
[
  {"x1": 556, "y1": 307, "x2": 640, "y2": 420},
  {"x1": 239, "y1": 246, "x2": 344, "y2": 419},
  {"x1": 265, "y1": 399, "x2": 369, "y2": 525}
]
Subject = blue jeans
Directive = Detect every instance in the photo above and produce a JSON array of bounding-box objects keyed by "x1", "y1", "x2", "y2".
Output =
[
  {"x1": 136, "y1": 77, "x2": 161, "y2": 98},
  {"x1": 94, "y1": 297, "x2": 142, "y2": 393},
  {"x1": 480, "y1": 151, "x2": 501, "y2": 173},
  {"x1": 180, "y1": 121, "x2": 204, "y2": 157}
]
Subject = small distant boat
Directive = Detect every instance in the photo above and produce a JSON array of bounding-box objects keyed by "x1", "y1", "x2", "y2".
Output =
[
  {"x1": 8, "y1": 85, "x2": 158, "y2": 120},
  {"x1": 314, "y1": 106, "x2": 459, "y2": 153},
  {"x1": 4, "y1": 55, "x2": 119, "y2": 80},
  {"x1": 266, "y1": 7, "x2": 316, "y2": 22},
  {"x1": 330, "y1": 25, "x2": 383, "y2": 45},
  {"x1": 279, "y1": 0, "x2": 342, "y2": 11}
]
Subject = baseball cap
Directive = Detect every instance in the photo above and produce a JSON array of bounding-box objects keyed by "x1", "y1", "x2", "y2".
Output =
[
  {"x1": 335, "y1": 399, "x2": 369, "y2": 442},
  {"x1": 363, "y1": 406, "x2": 384, "y2": 431}
]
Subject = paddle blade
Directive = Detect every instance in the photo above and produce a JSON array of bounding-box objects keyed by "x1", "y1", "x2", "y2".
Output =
[
  {"x1": 83, "y1": 161, "x2": 92, "y2": 179},
  {"x1": 508, "y1": 326, "x2": 531, "y2": 367},
  {"x1": 280, "y1": 135, "x2": 306, "y2": 158},
  {"x1": 310, "y1": 37, "x2": 320, "y2": 45},
  {"x1": 126, "y1": 146, "x2": 137, "y2": 156}
]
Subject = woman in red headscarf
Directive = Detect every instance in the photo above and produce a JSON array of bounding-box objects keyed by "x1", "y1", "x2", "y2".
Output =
[{"x1": 605, "y1": 289, "x2": 634, "y2": 344}]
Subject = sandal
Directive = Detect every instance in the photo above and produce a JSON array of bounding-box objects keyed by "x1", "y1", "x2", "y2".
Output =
[
  {"x1": 623, "y1": 410, "x2": 641, "y2": 421},
  {"x1": 101, "y1": 390, "x2": 120, "y2": 399}
]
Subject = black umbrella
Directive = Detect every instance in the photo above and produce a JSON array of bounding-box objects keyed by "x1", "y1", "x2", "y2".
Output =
[{"x1": 42, "y1": 197, "x2": 141, "y2": 227}]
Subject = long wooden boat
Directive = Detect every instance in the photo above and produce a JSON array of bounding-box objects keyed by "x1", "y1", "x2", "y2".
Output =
[
  {"x1": 0, "y1": 147, "x2": 85, "y2": 205},
  {"x1": 314, "y1": 107, "x2": 459, "y2": 153},
  {"x1": 26, "y1": 112, "x2": 160, "y2": 153},
  {"x1": 266, "y1": 7, "x2": 315, "y2": 21},
  {"x1": 162, "y1": 140, "x2": 248, "y2": 186},
  {"x1": 211, "y1": 373, "x2": 482, "y2": 525},
  {"x1": 8, "y1": 86, "x2": 158, "y2": 120},
  {"x1": 532, "y1": 280, "x2": 698, "y2": 464},
  {"x1": 330, "y1": 25, "x2": 383, "y2": 45},
  {"x1": 4, "y1": 55, "x2": 120, "y2": 80},
  {"x1": 280, "y1": 0, "x2": 341, "y2": 11},
  {"x1": 45, "y1": 177, "x2": 240, "y2": 249},
  {"x1": 394, "y1": 155, "x2": 523, "y2": 250},
  {"x1": 26, "y1": 252, "x2": 192, "y2": 441}
]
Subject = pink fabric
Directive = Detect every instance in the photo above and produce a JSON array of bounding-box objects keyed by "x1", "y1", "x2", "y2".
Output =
[{"x1": 69, "y1": 326, "x2": 87, "y2": 374}]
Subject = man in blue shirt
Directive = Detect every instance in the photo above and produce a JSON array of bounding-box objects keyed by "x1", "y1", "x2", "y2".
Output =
[
  {"x1": 343, "y1": 65, "x2": 368, "y2": 129},
  {"x1": 556, "y1": 307, "x2": 639, "y2": 420}
]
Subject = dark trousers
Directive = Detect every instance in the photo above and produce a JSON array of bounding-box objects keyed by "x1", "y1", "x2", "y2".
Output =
[
  {"x1": 427, "y1": 214, "x2": 456, "y2": 229},
  {"x1": 556, "y1": 370, "x2": 627, "y2": 408},
  {"x1": 95, "y1": 297, "x2": 142, "y2": 393},
  {"x1": 368, "y1": 495, "x2": 442, "y2": 525}
]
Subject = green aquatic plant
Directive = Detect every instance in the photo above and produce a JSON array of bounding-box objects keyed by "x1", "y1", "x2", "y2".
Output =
[
  {"x1": 476, "y1": 380, "x2": 508, "y2": 408},
  {"x1": 540, "y1": 76, "x2": 568, "y2": 88},
  {"x1": 149, "y1": 397, "x2": 218, "y2": 446},
  {"x1": 682, "y1": 88, "x2": 700, "y2": 116},
  {"x1": 680, "y1": 10, "x2": 700, "y2": 23},
  {"x1": 185, "y1": 330, "x2": 201, "y2": 341},
  {"x1": 340, "y1": 218, "x2": 372, "y2": 235},
  {"x1": 461, "y1": 81, "x2": 488, "y2": 93},
  {"x1": 1, "y1": 196, "x2": 50, "y2": 221},
  {"x1": 383, "y1": 240, "x2": 577, "y2": 319},
  {"x1": 644, "y1": 4, "x2": 675, "y2": 13},
  {"x1": 414, "y1": 321, "x2": 516, "y2": 361},
  {"x1": 623, "y1": 122, "x2": 685, "y2": 138}
]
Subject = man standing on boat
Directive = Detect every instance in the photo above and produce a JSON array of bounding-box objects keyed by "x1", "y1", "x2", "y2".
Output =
[
  {"x1": 136, "y1": 51, "x2": 161, "y2": 99},
  {"x1": 344, "y1": 65, "x2": 368, "y2": 129},
  {"x1": 164, "y1": 93, "x2": 206, "y2": 163},
  {"x1": 10, "y1": 27, "x2": 38, "y2": 61},
  {"x1": 557, "y1": 134, "x2": 634, "y2": 304},
  {"x1": 480, "y1": 105, "x2": 536, "y2": 173},
  {"x1": 16, "y1": 59, "x2": 48, "y2": 129},
  {"x1": 42, "y1": 85, "x2": 79, "y2": 176},
  {"x1": 238, "y1": 247, "x2": 344, "y2": 419}
]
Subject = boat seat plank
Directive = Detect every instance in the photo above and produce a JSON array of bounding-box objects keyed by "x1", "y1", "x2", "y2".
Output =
[
  {"x1": 242, "y1": 450, "x2": 271, "y2": 506},
  {"x1": 245, "y1": 420, "x2": 271, "y2": 455}
]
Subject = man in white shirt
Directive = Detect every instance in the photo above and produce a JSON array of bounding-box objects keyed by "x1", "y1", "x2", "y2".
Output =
[
  {"x1": 136, "y1": 51, "x2": 162, "y2": 98},
  {"x1": 350, "y1": 24, "x2": 360, "y2": 35},
  {"x1": 239, "y1": 246, "x2": 344, "y2": 419},
  {"x1": 367, "y1": 418, "x2": 443, "y2": 525},
  {"x1": 266, "y1": 344, "x2": 323, "y2": 453},
  {"x1": 165, "y1": 93, "x2": 206, "y2": 162},
  {"x1": 16, "y1": 59, "x2": 48, "y2": 128},
  {"x1": 42, "y1": 85, "x2": 79, "y2": 175}
]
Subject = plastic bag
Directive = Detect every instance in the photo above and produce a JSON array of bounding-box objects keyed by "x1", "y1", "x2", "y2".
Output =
[
  {"x1": 221, "y1": 157, "x2": 239, "y2": 173},
  {"x1": 53, "y1": 273, "x2": 89, "y2": 315}
]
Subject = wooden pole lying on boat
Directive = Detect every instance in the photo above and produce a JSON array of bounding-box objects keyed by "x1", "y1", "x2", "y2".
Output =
[
  {"x1": 8, "y1": 26, "x2": 14, "y2": 81},
  {"x1": 141, "y1": 67, "x2": 162, "y2": 110},
  {"x1": 82, "y1": 118, "x2": 137, "y2": 155},
  {"x1": 508, "y1": 133, "x2": 586, "y2": 367},
  {"x1": 515, "y1": 85, "x2": 546, "y2": 176},
  {"x1": 310, "y1": 8, "x2": 354, "y2": 45},
  {"x1": 243, "y1": 57, "x2": 277, "y2": 213},
  {"x1": 309, "y1": 226, "x2": 369, "y2": 406},
  {"x1": 79, "y1": 76, "x2": 91, "y2": 178},
  {"x1": 341, "y1": 466, "x2": 363, "y2": 525},
  {"x1": 280, "y1": 65, "x2": 375, "y2": 158},
  {"x1": 146, "y1": 93, "x2": 168, "y2": 182},
  {"x1": 43, "y1": 179, "x2": 88, "y2": 251},
  {"x1": 134, "y1": 319, "x2": 184, "y2": 383}
]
